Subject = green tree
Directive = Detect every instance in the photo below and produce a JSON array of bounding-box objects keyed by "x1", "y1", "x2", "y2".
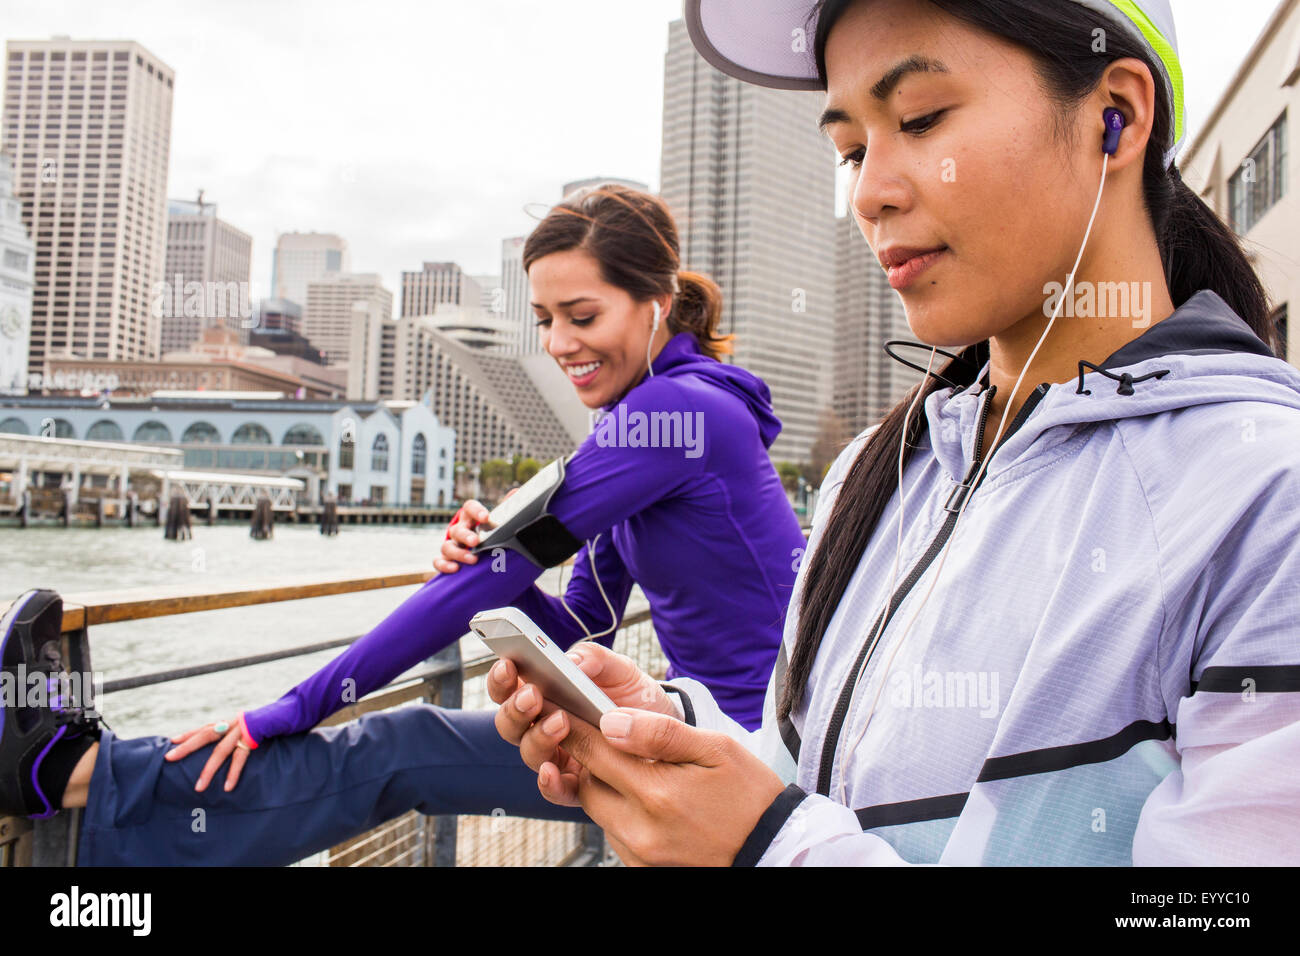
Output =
[
  {"x1": 515, "y1": 457, "x2": 541, "y2": 484},
  {"x1": 775, "y1": 460, "x2": 801, "y2": 495}
]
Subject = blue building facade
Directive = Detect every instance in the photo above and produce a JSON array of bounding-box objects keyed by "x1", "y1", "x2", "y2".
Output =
[{"x1": 0, "y1": 393, "x2": 455, "y2": 506}]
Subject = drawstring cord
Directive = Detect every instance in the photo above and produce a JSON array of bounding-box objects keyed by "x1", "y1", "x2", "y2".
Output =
[{"x1": 1076, "y1": 360, "x2": 1170, "y2": 396}]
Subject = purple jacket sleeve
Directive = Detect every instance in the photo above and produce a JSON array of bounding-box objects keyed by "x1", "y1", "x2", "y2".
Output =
[
  {"x1": 512, "y1": 533, "x2": 635, "y2": 651},
  {"x1": 242, "y1": 374, "x2": 705, "y2": 743}
]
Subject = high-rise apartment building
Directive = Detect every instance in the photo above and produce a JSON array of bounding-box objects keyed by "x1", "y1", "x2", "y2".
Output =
[
  {"x1": 160, "y1": 194, "x2": 253, "y2": 353},
  {"x1": 400, "y1": 261, "x2": 481, "y2": 318},
  {"x1": 833, "y1": 215, "x2": 914, "y2": 437},
  {"x1": 500, "y1": 235, "x2": 537, "y2": 356},
  {"x1": 660, "y1": 19, "x2": 837, "y2": 462},
  {"x1": 2, "y1": 38, "x2": 174, "y2": 379},
  {"x1": 271, "y1": 232, "x2": 348, "y2": 307},
  {"x1": 0, "y1": 152, "x2": 35, "y2": 394},
  {"x1": 303, "y1": 272, "x2": 391, "y2": 368}
]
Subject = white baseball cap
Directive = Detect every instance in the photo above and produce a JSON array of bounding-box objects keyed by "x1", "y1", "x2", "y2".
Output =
[{"x1": 684, "y1": 0, "x2": 1184, "y2": 167}]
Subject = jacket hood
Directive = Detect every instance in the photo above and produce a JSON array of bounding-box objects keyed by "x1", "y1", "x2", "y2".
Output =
[
  {"x1": 926, "y1": 290, "x2": 1300, "y2": 482},
  {"x1": 609, "y1": 331, "x2": 785, "y2": 449}
]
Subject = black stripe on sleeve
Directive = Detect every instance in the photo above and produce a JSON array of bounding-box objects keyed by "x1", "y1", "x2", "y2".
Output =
[
  {"x1": 976, "y1": 719, "x2": 1173, "y2": 784},
  {"x1": 1191, "y1": 665, "x2": 1300, "y2": 694},
  {"x1": 773, "y1": 644, "x2": 802, "y2": 761},
  {"x1": 732, "y1": 784, "x2": 808, "y2": 867},
  {"x1": 855, "y1": 792, "x2": 970, "y2": 830}
]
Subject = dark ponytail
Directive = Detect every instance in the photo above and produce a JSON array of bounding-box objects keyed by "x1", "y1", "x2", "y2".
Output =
[
  {"x1": 522, "y1": 184, "x2": 735, "y2": 360},
  {"x1": 780, "y1": 0, "x2": 1278, "y2": 721}
]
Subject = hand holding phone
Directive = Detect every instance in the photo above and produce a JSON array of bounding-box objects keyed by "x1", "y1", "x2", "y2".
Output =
[{"x1": 470, "y1": 607, "x2": 616, "y2": 725}]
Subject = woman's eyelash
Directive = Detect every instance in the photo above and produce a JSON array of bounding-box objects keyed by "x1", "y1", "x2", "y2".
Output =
[
  {"x1": 837, "y1": 111, "x2": 947, "y2": 169},
  {"x1": 901, "y1": 110, "x2": 945, "y2": 134},
  {"x1": 534, "y1": 315, "x2": 596, "y2": 325}
]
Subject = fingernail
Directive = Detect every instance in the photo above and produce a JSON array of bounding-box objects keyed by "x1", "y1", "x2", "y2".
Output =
[
  {"x1": 165, "y1": 749, "x2": 175, "y2": 759},
  {"x1": 467, "y1": 534, "x2": 478, "y2": 546},
  {"x1": 601, "y1": 712, "x2": 632, "y2": 739},
  {"x1": 539, "y1": 765, "x2": 550, "y2": 787},
  {"x1": 516, "y1": 686, "x2": 536, "y2": 711},
  {"x1": 491, "y1": 660, "x2": 505, "y2": 681},
  {"x1": 542, "y1": 711, "x2": 565, "y2": 735}
]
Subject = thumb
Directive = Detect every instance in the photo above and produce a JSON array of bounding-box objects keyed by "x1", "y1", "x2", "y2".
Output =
[{"x1": 598, "y1": 708, "x2": 725, "y2": 765}]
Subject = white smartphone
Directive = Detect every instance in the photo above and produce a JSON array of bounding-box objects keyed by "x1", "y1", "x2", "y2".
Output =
[{"x1": 469, "y1": 606, "x2": 616, "y2": 726}]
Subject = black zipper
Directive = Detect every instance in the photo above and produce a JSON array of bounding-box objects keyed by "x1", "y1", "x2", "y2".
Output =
[{"x1": 813, "y1": 381, "x2": 1051, "y2": 796}]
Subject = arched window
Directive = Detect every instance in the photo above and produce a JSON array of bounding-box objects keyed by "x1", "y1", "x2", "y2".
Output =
[
  {"x1": 45, "y1": 418, "x2": 76, "y2": 439},
  {"x1": 282, "y1": 423, "x2": 325, "y2": 447},
  {"x1": 181, "y1": 421, "x2": 221, "y2": 444},
  {"x1": 86, "y1": 420, "x2": 125, "y2": 442},
  {"x1": 0, "y1": 417, "x2": 29, "y2": 435},
  {"x1": 231, "y1": 422, "x2": 272, "y2": 445},
  {"x1": 132, "y1": 421, "x2": 173, "y2": 443},
  {"x1": 371, "y1": 434, "x2": 389, "y2": 472},
  {"x1": 411, "y1": 433, "x2": 427, "y2": 476}
]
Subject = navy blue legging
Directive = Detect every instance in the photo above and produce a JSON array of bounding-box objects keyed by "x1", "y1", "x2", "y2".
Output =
[{"x1": 77, "y1": 706, "x2": 588, "y2": 866}]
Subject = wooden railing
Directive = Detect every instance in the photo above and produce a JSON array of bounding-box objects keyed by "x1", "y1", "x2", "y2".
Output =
[{"x1": 0, "y1": 570, "x2": 652, "y2": 867}]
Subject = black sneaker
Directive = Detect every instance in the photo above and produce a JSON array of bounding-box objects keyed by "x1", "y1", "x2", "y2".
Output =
[{"x1": 0, "y1": 589, "x2": 101, "y2": 818}]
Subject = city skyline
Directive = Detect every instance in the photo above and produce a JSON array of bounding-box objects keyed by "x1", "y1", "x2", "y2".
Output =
[{"x1": 0, "y1": 0, "x2": 1282, "y2": 311}]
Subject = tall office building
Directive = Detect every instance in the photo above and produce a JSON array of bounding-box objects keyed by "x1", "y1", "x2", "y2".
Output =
[
  {"x1": 400, "y1": 261, "x2": 481, "y2": 318},
  {"x1": 271, "y1": 232, "x2": 348, "y2": 306},
  {"x1": 160, "y1": 194, "x2": 253, "y2": 353},
  {"x1": 659, "y1": 19, "x2": 837, "y2": 462},
  {"x1": 0, "y1": 152, "x2": 35, "y2": 393},
  {"x1": 303, "y1": 272, "x2": 391, "y2": 368},
  {"x1": 500, "y1": 235, "x2": 538, "y2": 356},
  {"x1": 833, "y1": 215, "x2": 914, "y2": 436},
  {"x1": 2, "y1": 38, "x2": 174, "y2": 379}
]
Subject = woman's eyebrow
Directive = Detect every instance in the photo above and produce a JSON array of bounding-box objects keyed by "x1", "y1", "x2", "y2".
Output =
[
  {"x1": 532, "y1": 296, "x2": 599, "y2": 309},
  {"x1": 820, "y1": 54, "x2": 952, "y2": 131},
  {"x1": 870, "y1": 55, "x2": 950, "y2": 100}
]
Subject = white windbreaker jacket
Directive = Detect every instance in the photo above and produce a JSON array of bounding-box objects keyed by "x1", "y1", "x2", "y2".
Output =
[{"x1": 666, "y1": 290, "x2": 1300, "y2": 865}]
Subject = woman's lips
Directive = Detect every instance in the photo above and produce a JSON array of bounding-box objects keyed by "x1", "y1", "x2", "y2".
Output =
[
  {"x1": 886, "y1": 248, "x2": 948, "y2": 291},
  {"x1": 565, "y1": 360, "x2": 602, "y2": 387}
]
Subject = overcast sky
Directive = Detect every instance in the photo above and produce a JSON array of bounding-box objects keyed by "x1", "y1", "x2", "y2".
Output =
[{"x1": 1, "y1": 0, "x2": 1285, "y2": 300}]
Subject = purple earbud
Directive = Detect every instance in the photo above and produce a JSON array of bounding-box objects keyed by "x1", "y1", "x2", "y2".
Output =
[{"x1": 1102, "y1": 108, "x2": 1126, "y2": 156}]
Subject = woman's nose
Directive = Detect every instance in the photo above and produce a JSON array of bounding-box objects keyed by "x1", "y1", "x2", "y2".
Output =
[{"x1": 850, "y1": 144, "x2": 912, "y2": 223}]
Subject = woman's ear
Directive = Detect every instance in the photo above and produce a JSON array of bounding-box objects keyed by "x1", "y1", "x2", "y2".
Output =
[
  {"x1": 656, "y1": 292, "x2": 674, "y2": 330},
  {"x1": 1096, "y1": 57, "x2": 1159, "y2": 172}
]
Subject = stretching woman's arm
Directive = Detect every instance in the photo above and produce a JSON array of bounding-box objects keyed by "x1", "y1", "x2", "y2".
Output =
[{"x1": 241, "y1": 373, "x2": 706, "y2": 745}]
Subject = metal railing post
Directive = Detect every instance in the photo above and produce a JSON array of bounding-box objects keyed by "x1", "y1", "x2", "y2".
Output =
[{"x1": 425, "y1": 642, "x2": 463, "y2": 867}]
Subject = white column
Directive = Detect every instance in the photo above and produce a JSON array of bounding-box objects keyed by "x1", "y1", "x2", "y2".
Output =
[
  {"x1": 15, "y1": 457, "x2": 28, "y2": 498},
  {"x1": 69, "y1": 465, "x2": 81, "y2": 505}
]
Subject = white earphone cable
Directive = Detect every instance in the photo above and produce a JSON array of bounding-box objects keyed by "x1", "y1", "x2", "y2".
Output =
[{"x1": 834, "y1": 153, "x2": 1112, "y2": 802}]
